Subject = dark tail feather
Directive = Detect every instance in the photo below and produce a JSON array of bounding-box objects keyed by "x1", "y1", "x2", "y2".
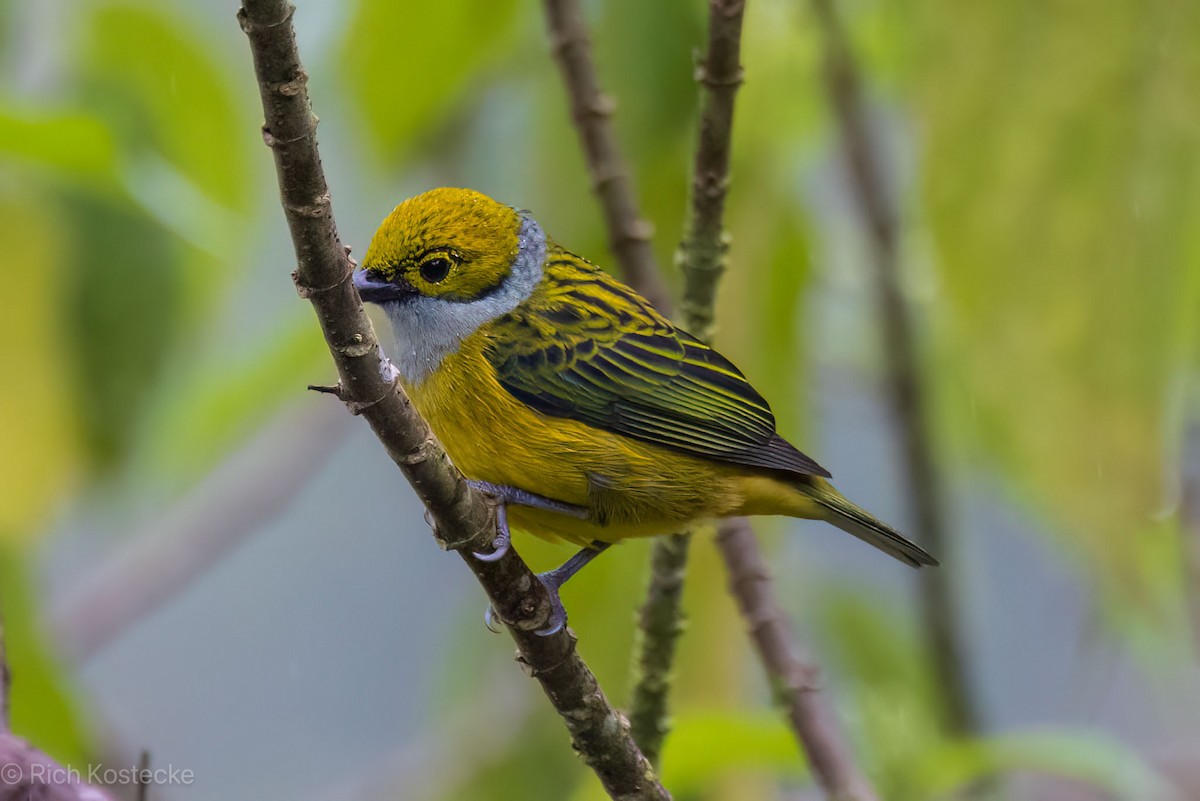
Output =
[{"x1": 811, "y1": 487, "x2": 938, "y2": 568}]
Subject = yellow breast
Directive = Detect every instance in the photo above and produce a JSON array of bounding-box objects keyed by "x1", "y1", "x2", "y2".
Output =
[{"x1": 403, "y1": 331, "x2": 777, "y2": 545}]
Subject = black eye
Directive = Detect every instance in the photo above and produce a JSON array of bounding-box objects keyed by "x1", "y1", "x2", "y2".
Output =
[{"x1": 419, "y1": 257, "x2": 452, "y2": 283}]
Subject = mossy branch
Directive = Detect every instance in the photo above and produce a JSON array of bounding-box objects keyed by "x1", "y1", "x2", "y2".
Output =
[{"x1": 238, "y1": 3, "x2": 667, "y2": 798}]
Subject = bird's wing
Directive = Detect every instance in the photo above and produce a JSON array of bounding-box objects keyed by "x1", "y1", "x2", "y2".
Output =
[{"x1": 483, "y1": 253, "x2": 830, "y2": 478}]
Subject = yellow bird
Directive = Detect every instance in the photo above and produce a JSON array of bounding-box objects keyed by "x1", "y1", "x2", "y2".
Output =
[{"x1": 354, "y1": 188, "x2": 936, "y2": 633}]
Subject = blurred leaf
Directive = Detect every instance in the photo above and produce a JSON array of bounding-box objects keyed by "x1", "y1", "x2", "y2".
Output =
[
  {"x1": 659, "y1": 711, "x2": 807, "y2": 795},
  {"x1": 817, "y1": 589, "x2": 941, "y2": 799},
  {"x1": 338, "y1": 0, "x2": 520, "y2": 160},
  {"x1": 79, "y1": 2, "x2": 249, "y2": 214},
  {"x1": 906, "y1": 0, "x2": 1200, "y2": 602},
  {"x1": 0, "y1": 191, "x2": 80, "y2": 539},
  {"x1": 63, "y1": 191, "x2": 182, "y2": 470},
  {"x1": 0, "y1": 108, "x2": 117, "y2": 188},
  {"x1": 0, "y1": 547, "x2": 89, "y2": 764},
  {"x1": 913, "y1": 729, "x2": 1171, "y2": 801}
]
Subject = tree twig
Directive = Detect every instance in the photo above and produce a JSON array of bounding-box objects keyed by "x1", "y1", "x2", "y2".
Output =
[
  {"x1": 541, "y1": 0, "x2": 672, "y2": 311},
  {"x1": 238, "y1": 3, "x2": 667, "y2": 798},
  {"x1": 627, "y1": 531, "x2": 690, "y2": 765},
  {"x1": 809, "y1": 0, "x2": 980, "y2": 735},
  {"x1": 628, "y1": 0, "x2": 749, "y2": 764},
  {"x1": 717, "y1": 519, "x2": 880, "y2": 801}
]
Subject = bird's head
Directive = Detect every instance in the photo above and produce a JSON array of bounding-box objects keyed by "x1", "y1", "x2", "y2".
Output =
[
  {"x1": 354, "y1": 187, "x2": 534, "y2": 305},
  {"x1": 353, "y1": 188, "x2": 548, "y2": 384}
]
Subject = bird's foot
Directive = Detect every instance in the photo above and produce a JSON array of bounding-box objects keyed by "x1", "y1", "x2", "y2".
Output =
[
  {"x1": 480, "y1": 541, "x2": 612, "y2": 637},
  {"x1": 466, "y1": 480, "x2": 587, "y2": 562},
  {"x1": 472, "y1": 502, "x2": 511, "y2": 562}
]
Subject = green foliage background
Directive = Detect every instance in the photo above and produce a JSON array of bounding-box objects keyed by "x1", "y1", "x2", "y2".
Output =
[{"x1": 0, "y1": 0, "x2": 1197, "y2": 799}]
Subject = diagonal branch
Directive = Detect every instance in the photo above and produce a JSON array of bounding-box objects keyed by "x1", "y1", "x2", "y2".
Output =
[
  {"x1": 810, "y1": 0, "x2": 981, "y2": 737},
  {"x1": 542, "y1": 0, "x2": 672, "y2": 312},
  {"x1": 717, "y1": 519, "x2": 879, "y2": 801},
  {"x1": 238, "y1": 3, "x2": 667, "y2": 798}
]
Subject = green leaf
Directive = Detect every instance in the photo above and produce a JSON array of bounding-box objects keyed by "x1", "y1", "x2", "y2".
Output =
[
  {"x1": 79, "y1": 3, "x2": 250, "y2": 213},
  {"x1": 0, "y1": 191, "x2": 81, "y2": 540},
  {"x1": 62, "y1": 191, "x2": 182, "y2": 470},
  {"x1": 0, "y1": 108, "x2": 118, "y2": 188},
  {"x1": 338, "y1": 0, "x2": 520, "y2": 159},
  {"x1": 913, "y1": 729, "x2": 1171, "y2": 801},
  {"x1": 659, "y1": 711, "x2": 807, "y2": 795},
  {"x1": 1, "y1": 547, "x2": 90, "y2": 764}
]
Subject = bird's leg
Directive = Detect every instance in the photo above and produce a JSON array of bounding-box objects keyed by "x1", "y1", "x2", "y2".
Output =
[
  {"x1": 482, "y1": 540, "x2": 611, "y2": 636},
  {"x1": 533, "y1": 540, "x2": 611, "y2": 637},
  {"x1": 466, "y1": 479, "x2": 587, "y2": 562}
]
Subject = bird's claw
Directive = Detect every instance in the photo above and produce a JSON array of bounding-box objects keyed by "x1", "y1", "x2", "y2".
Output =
[
  {"x1": 534, "y1": 575, "x2": 568, "y2": 636},
  {"x1": 484, "y1": 606, "x2": 502, "y2": 634},
  {"x1": 471, "y1": 503, "x2": 511, "y2": 562}
]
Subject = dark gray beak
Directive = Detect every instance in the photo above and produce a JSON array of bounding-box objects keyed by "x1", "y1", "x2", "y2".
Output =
[{"x1": 353, "y1": 269, "x2": 412, "y2": 304}]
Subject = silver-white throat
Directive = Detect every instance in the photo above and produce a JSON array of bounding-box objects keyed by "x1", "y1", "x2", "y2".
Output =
[{"x1": 381, "y1": 212, "x2": 545, "y2": 386}]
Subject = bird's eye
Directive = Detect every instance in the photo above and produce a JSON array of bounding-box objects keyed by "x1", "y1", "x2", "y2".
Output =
[{"x1": 419, "y1": 257, "x2": 452, "y2": 283}]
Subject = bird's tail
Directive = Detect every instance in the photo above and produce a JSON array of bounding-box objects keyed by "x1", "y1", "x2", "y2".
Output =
[{"x1": 804, "y1": 479, "x2": 938, "y2": 568}]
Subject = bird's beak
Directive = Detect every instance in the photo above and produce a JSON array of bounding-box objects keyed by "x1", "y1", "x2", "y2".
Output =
[{"x1": 353, "y1": 269, "x2": 412, "y2": 304}]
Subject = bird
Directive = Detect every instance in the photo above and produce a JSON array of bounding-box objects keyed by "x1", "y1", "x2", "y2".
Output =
[{"x1": 353, "y1": 187, "x2": 937, "y2": 633}]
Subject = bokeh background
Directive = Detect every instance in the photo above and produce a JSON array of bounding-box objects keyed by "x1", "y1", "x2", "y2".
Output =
[{"x1": 2, "y1": 0, "x2": 1199, "y2": 799}]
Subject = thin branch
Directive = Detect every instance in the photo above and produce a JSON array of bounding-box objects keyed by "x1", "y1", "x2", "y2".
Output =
[
  {"x1": 238, "y1": 3, "x2": 667, "y2": 798},
  {"x1": 627, "y1": 531, "x2": 690, "y2": 766},
  {"x1": 542, "y1": 0, "x2": 672, "y2": 311},
  {"x1": 809, "y1": 0, "x2": 980, "y2": 735},
  {"x1": 678, "y1": 0, "x2": 746, "y2": 344},
  {"x1": 717, "y1": 519, "x2": 880, "y2": 801},
  {"x1": 629, "y1": 0, "x2": 748, "y2": 764}
]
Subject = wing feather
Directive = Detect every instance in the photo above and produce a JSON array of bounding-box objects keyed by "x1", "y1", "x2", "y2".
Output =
[{"x1": 485, "y1": 252, "x2": 830, "y2": 479}]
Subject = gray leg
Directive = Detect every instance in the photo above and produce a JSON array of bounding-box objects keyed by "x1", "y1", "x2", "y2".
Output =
[
  {"x1": 467, "y1": 480, "x2": 588, "y2": 562},
  {"x1": 534, "y1": 541, "x2": 611, "y2": 636}
]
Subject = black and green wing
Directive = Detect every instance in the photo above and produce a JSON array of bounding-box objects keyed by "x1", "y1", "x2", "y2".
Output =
[{"x1": 483, "y1": 253, "x2": 830, "y2": 478}]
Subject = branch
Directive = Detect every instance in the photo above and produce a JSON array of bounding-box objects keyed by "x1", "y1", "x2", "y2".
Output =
[
  {"x1": 630, "y1": 0, "x2": 747, "y2": 763},
  {"x1": 809, "y1": 0, "x2": 981, "y2": 736},
  {"x1": 717, "y1": 519, "x2": 879, "y2": 801},
  {"x1": 237, "y1": 3, "x2": 666, "y2": 798},
  {"x1": 542, "y1": 0, "x2": 672, "y2": 311},
  {"x1": 678, "y1": 0, "x2": 745, "y2": 344},
  {"x1": 627, "y1": 531, "x2": 690, "y2": 765}
]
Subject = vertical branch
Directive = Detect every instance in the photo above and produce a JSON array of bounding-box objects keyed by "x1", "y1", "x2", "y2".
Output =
[
  {"x1": 810, "y1": 0, "x2": 981, "y2": 736},
  {"x1": 239, "y1": 2, "x2": 667, "y2": 797},
  {"x1": 677, "y1": 0, "x2": 746, "y2": 343},
  {"x1": 627, "y1": 531, "x2": 691, "y2": 765},
  {"x1": 542, "y1": 0, "x2": 672, "y2": 311},
  {"x1": 718, "y1": 519, "x2": 880, "y2": 801}
]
